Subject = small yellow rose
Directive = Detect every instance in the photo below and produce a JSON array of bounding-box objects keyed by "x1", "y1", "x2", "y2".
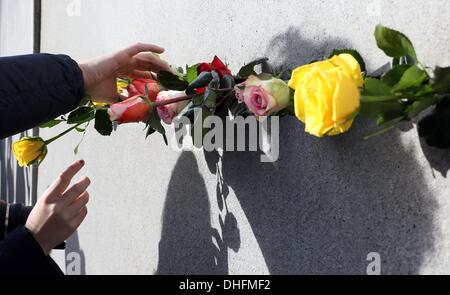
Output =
[
  {"x1": 117, "y1": 79, "x2": 130, "y2": 95},
  {"x1": 12, "y1": 137, "x2": 48, "y2": 167},
  {"x1": 288, "y1": 53, "x2": 363, "y2": 137}
]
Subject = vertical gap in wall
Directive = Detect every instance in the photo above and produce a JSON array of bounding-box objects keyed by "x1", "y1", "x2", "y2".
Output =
[{"x1": 31, "y1": 0, "x2": 41, "y2": 204}]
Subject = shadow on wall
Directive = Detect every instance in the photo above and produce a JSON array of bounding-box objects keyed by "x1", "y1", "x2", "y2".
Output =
[
  {"x1": 158, "y1": 27, "x2": 439, "y2": 274},
  {"x1": 157, "y1": 152, "x2": 229, "y2": 275},
  {"x1": 0, "y1": 134, "x2": 34, "y2": 204}
]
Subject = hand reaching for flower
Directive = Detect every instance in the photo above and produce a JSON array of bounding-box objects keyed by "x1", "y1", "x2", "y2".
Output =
[
  {"x1": 25, "y1": 160, "x2": 90, "y2": 255},
  {"x1": 78, "y1": 43, "x2": 171, "y2": 103}
]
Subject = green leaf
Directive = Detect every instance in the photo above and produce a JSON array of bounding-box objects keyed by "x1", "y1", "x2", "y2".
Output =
[
  {"x1": 414, "y1": 84, "x2": 435, "y2": 97},
  {"x1": 391, "y1": 65, "x2": 428, "y2": 92},
  {"x1": 360, "y1": 101, "x2": 404, "y2": 119},
  {"x1": 376, "y1": 110, "x2": 405, "y2": 126},
  {"x1": 94, "y1": 109, "x2": 113, "y2": 136},
  {"x1": 405, "y1": 95, "x2": 441, "y2": 119},
  {"x1": 67, "y1": 107, "x2": 95, "y2": 124},
  {"x1": 374, "y1": 25, "x2": 417, "y2": 61},
  {"x1": 192, "y1": 93, "x2": 204, "y2": 106},
  {"x1": 381, "y1": 65, "x2": 410, "y2": 87},
  {"x1": 203, "y1": 89, "x2": 218, "y2": 109},
  {"x1": 364, "y1": 116, "x2": 405, "y2": 139},
  {"x1": 157, "y1": 71, "x2": 188, "y2": 91},
  {"x1": 186, "y1": 64, "x2": 199, "y2": 83},
  {"x1": 329, "y1": 49, "x2": 366, "y2": 73},
  {"x1": 40, "y1": 119, "x2": 64, "y2": 128},
  {"x1": 145, "y1": 127, "x2": 156, "y2": 138},
  {"x1": 148, "y1": 108, "x2": 168, "y2": 145},
  {"x1": 170, "y1": 65, "x2": 184, "y2": 76},
  {"x1": 361, "y1": 95, "x2": 398, "y2": 103},
  {"x1": 220, "y1": 75, "x2": 235, "y2": 89},
  {"x1": 362, "y1": 77, "x2": 392, "y2": 96},
  {"x1": 187, "y1": 72, "x2": 213, "y2": 93},
  {"x1": 432, "y1": 66, "x2": 450, "y2": 94},
  {"x1": 238, "y1": 58, "x2": 269, "y2": 78}
]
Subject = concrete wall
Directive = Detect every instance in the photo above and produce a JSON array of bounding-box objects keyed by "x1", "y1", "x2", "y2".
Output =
[{"x1": 39, "y1": 0, "x2": 450, "y2": 274}]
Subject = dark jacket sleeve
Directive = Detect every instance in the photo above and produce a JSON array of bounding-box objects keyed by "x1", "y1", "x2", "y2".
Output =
[
  {"x1": 0, "y1": 203, "x2": 33, "y2": 240},
  {"x1": 0, "y1": 202, "x2": 64, "y2": 275},
  {"x1": 0, "y1": 53, "x2": 85, "y2": 139},
  {"x1": 0, "y1": 225, "x2": 64, "y2": 275}
]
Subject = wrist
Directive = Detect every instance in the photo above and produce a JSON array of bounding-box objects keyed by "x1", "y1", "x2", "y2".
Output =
[
  {"x1": 78, "y1": 63, "x2": 96, "y2": 94},
  {"x1": 25, "y1": 222, "x2": 52, "y2": 256}
]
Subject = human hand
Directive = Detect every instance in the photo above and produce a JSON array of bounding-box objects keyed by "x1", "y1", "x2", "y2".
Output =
[
  {"x1": 25, "y1": 160, "x2": 90, "y2": 255},
  {"x1": 79, "y1": 43, "x2": 171, "y2": 103}
]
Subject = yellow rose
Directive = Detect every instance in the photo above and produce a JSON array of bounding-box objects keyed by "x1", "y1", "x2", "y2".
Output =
[
  {"x1": 117, "y1": 79, "x2": 129, "y2": 93},
  {"x1": 12, "y1": 137, "x2": 48, "y2": 167},
  {"x1": 288, "y1": 53, "x2": 363, "y2": 137}
]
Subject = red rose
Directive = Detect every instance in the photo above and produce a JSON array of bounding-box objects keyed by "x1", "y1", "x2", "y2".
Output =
[
  {"x1": 108, "y1": 95, "x2": 150, "y2": 124},
  {"x1": 127, "y1": 78, "x2": 159, "y2": 100},
  {"x1": 197, "y1": 56, "x2": 232, "y2": 77}
]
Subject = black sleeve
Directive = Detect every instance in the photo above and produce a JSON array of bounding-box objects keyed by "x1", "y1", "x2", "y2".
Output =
[
  {"x1": 1, "y1": 202, "x2": 33, "y2": 241},
  {"x1": 0, "y1": 225, "x2": 64, "y2": 275},
  {"x1": 0, "y1": 53, "x2": 85, "y2": 139}
]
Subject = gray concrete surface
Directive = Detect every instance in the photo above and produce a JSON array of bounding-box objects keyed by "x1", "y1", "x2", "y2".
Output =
[{"x1": 39, "y1": 0, "x2": 450, "y2": 274}]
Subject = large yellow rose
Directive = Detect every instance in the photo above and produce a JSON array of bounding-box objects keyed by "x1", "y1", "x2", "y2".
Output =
[
  {"x1": 12, "y1": 137, "x2": 48, "y2": 167},
  {"x1": 288, "y1": 54, "x2": 363, "y2": 137}
]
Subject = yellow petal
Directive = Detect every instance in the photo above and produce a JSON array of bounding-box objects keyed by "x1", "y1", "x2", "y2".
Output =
[
  {"x1": 288, "y1": 60, "x2": 334, "y2": 89},
  {"x1": 294, "y1": 83, "x2": 306, "y2": 123},
  {"x1": 329, "y1": 54, "x2": 364, "y2": 88},
  {"x1": 327, "y1": 120, "x2": 354, "y2": 136},
  {"x1": 331, "y1": 70, "x2": 360, "y2": 124}
]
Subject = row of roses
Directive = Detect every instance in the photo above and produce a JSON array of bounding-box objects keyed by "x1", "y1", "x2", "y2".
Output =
[{"x1": 13, "y1": 24, "x2": 450, "y2": 167}]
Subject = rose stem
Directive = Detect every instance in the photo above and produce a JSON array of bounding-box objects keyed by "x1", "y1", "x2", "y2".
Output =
[
  {"x1": 152, "y1": 88, "x2": 234, "y2": 108},
  {"x1": 45, "y1": 122, "x2": 83, "y2": 145},
  {"x1": 152, "y1": 94, "x2": 195, "y2": 107}
]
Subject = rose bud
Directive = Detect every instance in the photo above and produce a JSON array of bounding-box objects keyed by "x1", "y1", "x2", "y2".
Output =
[
  {"x1": 108, "y1": 95, "x2": 151, "y2": 124},
  {"x1": 127, "y1": 78, "x2": 159, "y2": 100},
  {"x1": 156, "y1": 91, "x2": 189, "y2": 125},
  {"x1": 288, "y1": 53, "x2": 363, "y2": 137},
  {"x1": 235, "y1": 75, "x2": 290, "y2": 117},
  {"x1": 198, "y1": 56, "x2": 232, "y2": 77},
  {"x1": 13, "y1": 137, "x2": 48, "y2": 167}
]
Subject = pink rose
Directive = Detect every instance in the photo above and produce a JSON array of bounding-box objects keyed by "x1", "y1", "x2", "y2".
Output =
[
  {"x1": 108, "y1": 95, "x2": 150, "y2": 124},
  {"x1": 236, "y1": 75, "x2": 290, "y2": 116},
  {"x1": 156, "y1": 91, "x2": 189, "y2": 124}
]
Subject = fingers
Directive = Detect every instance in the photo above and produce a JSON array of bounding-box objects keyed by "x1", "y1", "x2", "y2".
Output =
[
  {"x1": 129, "y1": 70, "x2": 153, "y2": 79},
  {"x1": 68, "y1": 191, "x2": 89, "y2": 217},
  {"x1": 134, "y1": 52, "x2": 171, "y2": 73},
  {"x1": 71, "y1": 206, "x2": 88, "y2": 230},
  {"x1": 62, "y1": 176, "x2": 91, "y2": 205},
  {"x1": 125, "y1": 43, "x2": 165, "y2": 56},
  {"x1": 47, "y1": 160, "x2": 85, "y2": 198}
]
